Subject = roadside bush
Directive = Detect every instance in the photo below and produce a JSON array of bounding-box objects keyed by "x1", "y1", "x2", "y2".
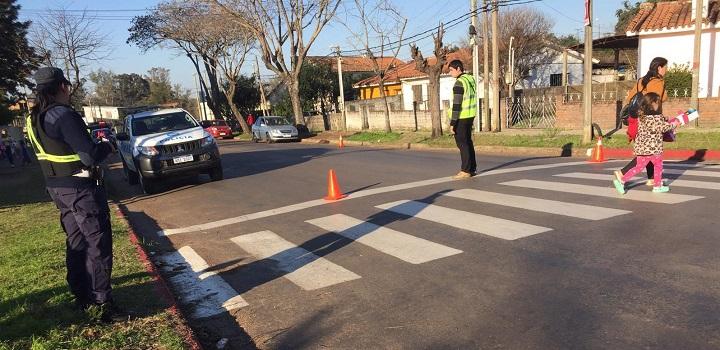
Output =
[{"x1": 664, "y1": 63, "x2": 692, "y2": 97}]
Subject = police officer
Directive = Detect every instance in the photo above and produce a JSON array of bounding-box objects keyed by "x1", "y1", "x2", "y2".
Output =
[
  {"x1": 27, "y1": 67, "x2": 116, "y2": 319},
  {"x1": 447, "y1": 59, "x2": 477, "y2": 179}
]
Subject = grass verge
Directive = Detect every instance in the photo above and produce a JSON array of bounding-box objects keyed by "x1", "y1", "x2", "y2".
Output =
[
  {"x1": 343, "y1": 129, "x2": 720, "y2": 150},
  {"x1": 0, "y1": 165, "x2": 189, "y2": 350}
]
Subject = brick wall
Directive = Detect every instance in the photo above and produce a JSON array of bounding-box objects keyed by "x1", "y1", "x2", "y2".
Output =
[{"x1": 556, "y1": 97, "x2": 720, "y2": 131}]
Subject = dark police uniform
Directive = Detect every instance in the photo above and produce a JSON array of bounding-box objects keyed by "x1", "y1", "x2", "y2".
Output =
[{"x1": 27, "y1": 67, "x2": 114, "y2": 307}]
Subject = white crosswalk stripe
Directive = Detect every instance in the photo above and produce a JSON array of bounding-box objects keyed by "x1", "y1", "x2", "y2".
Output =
[
  {"x1": 500, "y1": 179, "x2": 703, "y2": 204},
  {"x1": 444, "y1": 189, "x2": 631, "y2": 220},
  {"x1": 231, "y1": 231, "x2": 361, "y2": 290},
  {"x1": 606, "y1": 167, "x2": 720, "y2": 178},
  {"x1": 556, "y1": 172, "x2": 720, "y2": 191},
  {"x1": 306, "y1": 214, "x2": 463, "y2": 264},
  {"x1": 663, "y1": 162, "x2": 720, "y2": 169},
  {"x1": 155, "y1": 246, "x2": 249, "y2": 318},
  {"x1": 375, "y1": 200, "x2": 551, "y2": 240}
]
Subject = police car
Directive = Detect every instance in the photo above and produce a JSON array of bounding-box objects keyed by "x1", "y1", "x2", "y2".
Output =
[{"x1": 116, "y1": 108, "x2": 223, "y2": 194}]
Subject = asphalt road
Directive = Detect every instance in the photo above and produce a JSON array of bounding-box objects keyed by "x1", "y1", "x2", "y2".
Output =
[{"x1": 106, "y1": 139, "x2": 720, "y2": 350}]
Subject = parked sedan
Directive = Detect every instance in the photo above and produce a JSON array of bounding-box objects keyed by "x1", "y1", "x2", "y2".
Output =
[
  {"x1": 251, "y1": 116, "x2": 299, "y2": 142},
  {"x1": 200, "y1": 119, "x2": 234, "y2": 139}
]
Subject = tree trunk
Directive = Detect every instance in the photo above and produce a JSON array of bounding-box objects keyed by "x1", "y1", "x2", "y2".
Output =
[
  {"x1": 223, "y1": 85, "x2": 250, "y2": 134},
  {"x1": 202, "y1": 56, "x2": 224, "y2": 120},
  {"x1": 287, "y1": 78, "x2": 305, "y2": 125},
  {"x1": 377, "y1": 80, "x2": 392, "y2": 133},
  {"x1": 427, "y1": 71, "x2": 443, "y2": 137}
]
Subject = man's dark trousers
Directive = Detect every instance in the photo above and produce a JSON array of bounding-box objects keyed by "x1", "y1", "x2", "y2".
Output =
[
  {"x1": 454, "y1": 118, "x2": 476, "y2": 174},
  {"x1": 48, "y1": 183, "x2": 113, "y2": 304}
]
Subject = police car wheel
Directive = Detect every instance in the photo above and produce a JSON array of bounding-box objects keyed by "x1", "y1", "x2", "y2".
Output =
[
  {"x1": 139, "y1": 175, "x2": 155, "y2": 194},
  {"x1": 122, "y1": 161, "x2": 139, "y2": 185},
  {"x1": 209, "y1": 165, "x2": 223, "y2": 181},
  {"x1": 265, "y1": 132, "x2": 273, "y2": 144},
  {"x1": 252, "y1": 132, "x2": 258, "y2": 143}
]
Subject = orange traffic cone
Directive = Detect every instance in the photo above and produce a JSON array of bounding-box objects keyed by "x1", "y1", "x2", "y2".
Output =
[
  {"x1": 338, "y1": 134, "x2": 344, "y2": 149},
  {"x1": 588, "y1": 136, "x2": 606, "y2": 163},
  {"x1": 324, "y1": 169, "x2": 347, "y2": 200}
]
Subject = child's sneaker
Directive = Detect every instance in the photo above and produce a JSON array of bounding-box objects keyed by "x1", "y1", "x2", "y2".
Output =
[
  {"x1": 613, "y1": 170, "x2": 623, "y2": 183},
  {"x1": 652, "y1": 185, "x2": 670, "y2": 193},
  {"x1": 612, "y1": 179, "x2": 626, "y2": 194},
  {"x1": 646, "y1": 179, "x2": 668, "y2": 186}
]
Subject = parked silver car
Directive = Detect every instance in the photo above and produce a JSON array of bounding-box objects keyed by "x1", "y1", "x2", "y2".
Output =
[{"x1": 251, "y1": 116, "x2": 299, "y2": 142}]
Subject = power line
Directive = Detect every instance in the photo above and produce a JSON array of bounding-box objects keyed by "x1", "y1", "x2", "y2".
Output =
[
  {"x1": 540, "y1": 1, "x2": 584, "y2": 24},
  {"x1": 336, "y1": 0, "x2": 542, "y2": 56}
]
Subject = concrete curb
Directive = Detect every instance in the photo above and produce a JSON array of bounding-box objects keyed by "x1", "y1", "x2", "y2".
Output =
[
  {"x1": 112, "y1": 205, "x2": 203, "y2": 350},
  {"x1": 302, "y1": 137, "x2": 720, "y2": 160}
]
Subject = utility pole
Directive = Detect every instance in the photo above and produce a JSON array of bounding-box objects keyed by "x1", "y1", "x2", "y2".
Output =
[
  {"x1": 582, "y1": 0, "x2": 593, "y2": 144},
  {"x1": 691, "y1": 0, "x2": 703, "y2": 118},
  {"x1": 482, "y1": 0, "x2": 490, "y2": 132},
  {"x1": 335, "y1": 46, "x2": 347, "y2": 131},
  {"x1": 255, "y1": 56, "x2": 269, "y2": 117},
  {"x1": 491, "y1": 0, "x2": 500, "y2": 131},
  {"x1": 192, "y1": 72, "x2": 203, "y2": 120},
  {"x1": 471, "y1": 0, "x2": 480, "y2": 132}
]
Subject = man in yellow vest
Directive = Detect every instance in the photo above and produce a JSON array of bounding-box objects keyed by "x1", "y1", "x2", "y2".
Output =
[{"x1": 448, "y1": 60, "x2": 477, "y2": 179}]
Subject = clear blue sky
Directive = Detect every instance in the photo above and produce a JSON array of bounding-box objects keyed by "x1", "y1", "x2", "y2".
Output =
[{"x1": 17, "y1": 0, "x2": 627, "y2": 92}]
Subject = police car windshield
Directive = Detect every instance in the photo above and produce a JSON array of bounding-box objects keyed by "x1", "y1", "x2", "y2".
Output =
[{"x1": 132, "y1": 112, "x2": 198, "y2": 136}]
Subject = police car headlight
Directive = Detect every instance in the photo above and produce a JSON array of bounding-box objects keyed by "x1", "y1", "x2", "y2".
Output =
[
  {"x1": 136, "y1": 146, "x2": 159, "y2": 156},
  {"x1": 201, "y1": 133, "x2": 215, "y2": 146}
]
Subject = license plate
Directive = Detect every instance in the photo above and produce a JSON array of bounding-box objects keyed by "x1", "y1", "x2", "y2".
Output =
[
  {"x1": 173, "y1": 155, "x2": 193, "y2": 164},
  {"x1": 219, "y1": 133, "x2": 226, "y2": 136}
]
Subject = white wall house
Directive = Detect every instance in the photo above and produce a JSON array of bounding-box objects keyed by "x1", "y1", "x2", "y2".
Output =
[
  {"x1": 82, "y1": 106, "x2": 123, "y2": 123},
  {"x1": 522, "y1": 49, "x2": 587, "y2": 88},
  {"x1": 626, "y1": 0, "x2": 720, "y2": 97},
  {"x1": 400, "y1": 75, "x2": 491, "y2": 111}
]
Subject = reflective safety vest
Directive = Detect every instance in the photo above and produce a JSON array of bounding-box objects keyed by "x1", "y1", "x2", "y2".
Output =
[
  {"x1": 26, "y1": 109, "x2": 84, "y2": 177},
  {"x1": 448, "y1": 73, "x2": 477, "y2": 120}
]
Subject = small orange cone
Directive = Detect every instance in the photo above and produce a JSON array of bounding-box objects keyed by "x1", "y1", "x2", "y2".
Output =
[
  {"x1": 338, "y1": 134, "x2": 344, "y2": 148},
  {"x1": 324, "y1": 169, "x2": 347, "y2": 200},
  {"x1": 588, "y1": 136, "x2": 606, "y2": 163}
]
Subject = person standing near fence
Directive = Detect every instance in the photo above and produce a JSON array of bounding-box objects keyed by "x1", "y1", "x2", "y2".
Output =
[{"x1": 448, "y1": 59, "x2": 477, "y2": 179}]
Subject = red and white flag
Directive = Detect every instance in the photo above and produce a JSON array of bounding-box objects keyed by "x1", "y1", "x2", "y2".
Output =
[{"x1": 584, "y1": 0, "x2": 591, "y2": 26}]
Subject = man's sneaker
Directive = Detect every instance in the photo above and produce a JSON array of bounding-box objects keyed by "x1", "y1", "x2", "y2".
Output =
[
  {"x1": 652, "y1": 185, "x2": 670, "y2": 193},
  {"x1": 612, "y1": 179, "x2": 626, "y2": 194},
  {"x1": 452, "y1": 171, "x2": 472, "y2": 179},
  {"x1": 613, "y1": 170, "x2": 623, "y2": 183}
]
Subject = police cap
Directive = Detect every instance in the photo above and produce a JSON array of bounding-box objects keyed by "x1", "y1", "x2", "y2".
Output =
[{"x1": 34, "y1": 67, "x2": 71, "y2": 86}]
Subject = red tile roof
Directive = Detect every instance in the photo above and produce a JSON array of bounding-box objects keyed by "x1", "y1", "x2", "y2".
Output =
[
  {"x1": 354, "y1": 49, "x2": 473, "y2": 87},
  {"x1": 626, "y1": 0, "x2": 720, "y2": 33},
  {"x1": 306, "y1": 56, "x2": 404, "y2": 73}
]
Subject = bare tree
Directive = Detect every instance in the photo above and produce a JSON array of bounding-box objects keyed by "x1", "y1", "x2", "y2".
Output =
[
  {"x1": 477, "y1": 6, "x2": 554, "y2": 90},
  {"x1": 214, "y1": 0, "x2": 341, "y2": 126},
  {"x1": 31, "y1": 8, "x2": 111, "y2": 105},
  {"x1": 343, "y1": 0, "x2": 406, "y2": 132},
  {"x1": 410, "y1": 24, "x2": 449, "y2": 138},
  {"x1": 128, "y1": 0, "x2": 227, "y2": 120}
]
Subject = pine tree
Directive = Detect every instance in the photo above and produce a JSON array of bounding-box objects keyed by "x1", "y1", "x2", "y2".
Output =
[{"x1": 0, "y1": 0, "x2": 38, "y2": 97}]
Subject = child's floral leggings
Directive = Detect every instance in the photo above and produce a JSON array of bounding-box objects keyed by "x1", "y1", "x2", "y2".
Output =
[{"x1": 621, "y1": 154, "x2": 663, "y2": 186}]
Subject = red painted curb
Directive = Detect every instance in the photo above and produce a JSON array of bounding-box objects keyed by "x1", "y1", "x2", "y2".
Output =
[
  {"x1": 113, "y1": 206, "x2": 203, "y2": 350},
  {"x1": 603, "y1": 148, "x2": 720, "y2": 160}
]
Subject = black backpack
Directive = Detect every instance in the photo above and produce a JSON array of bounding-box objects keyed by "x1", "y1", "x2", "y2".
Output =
[{"x1": 620, "y1": 81, "x2": 646, "y2": 125}]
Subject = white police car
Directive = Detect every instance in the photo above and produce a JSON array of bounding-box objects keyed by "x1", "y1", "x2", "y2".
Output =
[{"x1": 116, "y1": 108, "x2": 223, "y2": 194}]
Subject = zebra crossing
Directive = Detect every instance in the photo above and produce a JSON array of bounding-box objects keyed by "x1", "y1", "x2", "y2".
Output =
[{"x1": 159, "y1": 162, "x2": 719, "y2": 318}]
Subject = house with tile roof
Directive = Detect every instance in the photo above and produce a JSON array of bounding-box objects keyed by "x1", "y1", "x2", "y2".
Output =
[
  {"x1": 625, "y1": 0, "x2": 720, "y2": 97},
  {"x1": 353, "y1": 49, "x2": 493, "y2": 111}
]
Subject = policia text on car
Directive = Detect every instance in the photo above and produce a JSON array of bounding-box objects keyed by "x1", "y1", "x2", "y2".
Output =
[{"x1": 26, "y1": 67, "x2": 118, "y2": 320}]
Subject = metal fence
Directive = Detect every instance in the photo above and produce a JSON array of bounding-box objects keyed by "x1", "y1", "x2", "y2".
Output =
[{"x1": 506, "y1": 95, "x2": 557, "y2": 129}]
